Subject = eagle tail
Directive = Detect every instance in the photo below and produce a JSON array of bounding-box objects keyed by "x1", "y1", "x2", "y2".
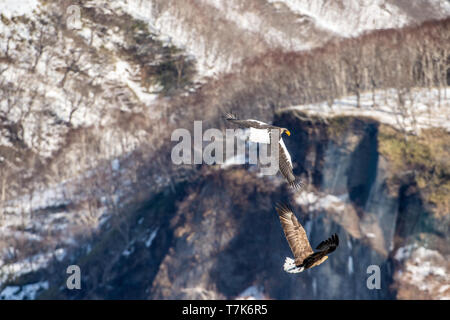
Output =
[{"x1": 283, "y1": 257, "x2": 304, "y2": 273}]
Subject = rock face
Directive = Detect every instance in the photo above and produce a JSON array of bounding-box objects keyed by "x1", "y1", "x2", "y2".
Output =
[
  {"x1": 29, "y1": 112, "x2": 447, "y2": 300},
  {"x1": 145, "y1": 113, "x2": 446, "y2": 300},
  {"x1": 393, "y1": 245, "x2": 450, "y2": 300}
]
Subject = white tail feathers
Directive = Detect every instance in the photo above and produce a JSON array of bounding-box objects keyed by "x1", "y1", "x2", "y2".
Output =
[{"x1": 283, "y1": 257, "x2": 304, "y2": 273}]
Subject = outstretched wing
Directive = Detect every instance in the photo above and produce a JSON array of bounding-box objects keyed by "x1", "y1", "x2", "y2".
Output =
[
  {"x1": 278, "y1": 138, "x2": 303, "y2": 190},
  {"x1": 225, "y1": 113, "x2": 278, "y2": 129},
  {"x1": 315, "y1": 233, "x2": 339, "y2": 254},
  {"x1": 225, "y1": 112, "x2": 249, "y2": 128},
  {"x1": 275, "y1": 203, "x2": 313, "y2": 266}
]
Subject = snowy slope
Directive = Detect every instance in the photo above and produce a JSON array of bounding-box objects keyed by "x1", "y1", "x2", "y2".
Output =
[
  {"x1": 282, "y1": 88, "x2": 450, "y2": 133},
  {"x1": 0, "y1": 0, "x2": 183, "y2": 294},
  {"x1": 394, "y1": 246, "x2": 450, "y2": 300},
  {"x1": 0, "y1": 0, "x2": 40, "y2": 19},
  {"x1": 114, "y1": 0, "x2": 450, "y2": 76},
  {"x1": 268, "y1": 0, "x2": 450, "y2": 37}
]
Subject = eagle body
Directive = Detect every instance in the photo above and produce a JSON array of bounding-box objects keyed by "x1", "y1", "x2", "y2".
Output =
[
  {"x1": 284, "y1": 255, "x2": 329, "y2": 273},
  {"x1": 275, "y1": 203, "x2": 339, "y2": 273},
  {"x1": 249, "y1": 127, "x2": 271, "y2": 144},
  {"x1": 225, "y1": 113, "x2": 302, "y2": 189},
  {"x1": 226, "y1": 116, "x2": 280, "y2": 130}
]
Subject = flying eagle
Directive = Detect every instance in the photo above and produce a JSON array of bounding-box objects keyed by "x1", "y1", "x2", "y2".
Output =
[
  {"x1": 225, "y1": 113, "x2": 303, "y2": 189},
  {"x1": 275, "y1": 203, "x2": 339, "y2": 273}
]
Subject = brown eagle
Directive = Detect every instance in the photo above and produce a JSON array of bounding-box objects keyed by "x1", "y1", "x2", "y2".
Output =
[
  {"x1": 275, "y1": 203, "x2": 339, "y2": 273},
  {"x1": 225, "y1": 113, "x2": 303, "y2": 189}
]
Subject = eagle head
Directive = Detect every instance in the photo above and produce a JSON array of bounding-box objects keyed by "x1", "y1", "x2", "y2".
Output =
[{"x1": 282, "y1": 128, "x2": 291, "y2": 136}]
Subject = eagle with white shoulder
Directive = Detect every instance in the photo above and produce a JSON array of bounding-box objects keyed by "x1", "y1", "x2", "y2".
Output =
[
  {"x1": 225, "y1": 112, "x2": 303, "y2": 189},
  {"x1": 275, "y1": 203, "x2": 339, "y2": 273}
]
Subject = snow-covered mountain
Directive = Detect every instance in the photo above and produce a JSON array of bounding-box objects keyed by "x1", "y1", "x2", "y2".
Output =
[
  {"x1": 0, "y1": 0, "x2": 449, "y2": 300},
  {"x1": 115, "y1": 0, "x2": 450, "y2": 76}
]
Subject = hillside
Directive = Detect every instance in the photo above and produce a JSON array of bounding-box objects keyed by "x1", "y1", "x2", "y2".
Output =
[{"x1": 0, "y1": 0, "x2": 449, "y2": 300}]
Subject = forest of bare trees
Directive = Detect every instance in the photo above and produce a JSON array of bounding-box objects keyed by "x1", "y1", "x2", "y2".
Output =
[
  {"x1": 1, "y1": 9, "x2": 449, "y2": 262},
  {"x1": 0, "y1": 11, "x2": 448, "y2": 214}
]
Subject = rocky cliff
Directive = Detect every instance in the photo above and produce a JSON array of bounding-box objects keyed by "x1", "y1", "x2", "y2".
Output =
[{"x1": 30, "y1": 112, "x2": 449, "y2": 300}]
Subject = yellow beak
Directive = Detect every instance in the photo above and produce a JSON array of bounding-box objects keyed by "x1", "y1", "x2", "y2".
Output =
[{"x1": 285, "y1": 130, "x2": 291, "y2": 136}]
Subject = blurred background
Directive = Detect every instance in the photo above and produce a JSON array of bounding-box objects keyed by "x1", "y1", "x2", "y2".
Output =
[{"x1": 0, "y1": 0, "x2": 449, "y2": 300}]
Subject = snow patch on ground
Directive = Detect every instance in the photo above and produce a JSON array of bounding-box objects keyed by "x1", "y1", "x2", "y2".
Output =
[
  {"x1": 145, "y1": 228, "x2": 159, "y2": 248},
  {"x1": 394, "y1": 246, "x2": 450, "y2": 299},
  {"x1": 112, "y1": 60, "x2": 158, "y2": 106},
  {"x1": 267, "y1": 0, "x2": 450, "y2": 37},
  {"x1": 0, "y1": 0, "x2": 40, "y2": 19},
  {"x1": 0, "y1": 281, "x2": 49, "y2": 300},
  {"x1": 283, "y1": 88, "x2": 450, "y2": 133},
  {"x1": 295, "y1": 191, "x2": 347, "y2": 212},
  {"x1": 112, "y1": 0, "x2": 230, "y2": 77},
  {"x1": 394, "y1": 244, "x2": 417, "y2": 261},
  {"x1": 348, "y1": 256, "x2": 354, "y2": 275},
  {"x1": 236, "y1": 285, "x2": 266, "y2": 300},
  {"x1": 122, "y1": 243, "x2": 135, "y2": 257},
  {"x1": 200, "y1": 0, "x2": 309, "y2": 51},
  {"x1": 0, "y1": 249, "x2": 65, "y2": 288}
]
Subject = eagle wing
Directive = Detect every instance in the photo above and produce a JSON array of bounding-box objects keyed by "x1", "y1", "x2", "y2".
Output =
[
  {"x1": 225, "y1": 113, "x2": 278, "y2": 130},
  {"x1": 299, "y1": 233, "x2": 339, "y2": 269},
  {"x1": 275, "y1": 203, "x2": 314, "y2": 266},
  {"x1": 278, "y1": 138, "x2": 302, "y2": 189},
  {"x1": 315, "y1": 233, "x2": 339, "y2": 254},
  {"x1": 226, "y1": 113, "x2": 302, "y2": 190}
]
